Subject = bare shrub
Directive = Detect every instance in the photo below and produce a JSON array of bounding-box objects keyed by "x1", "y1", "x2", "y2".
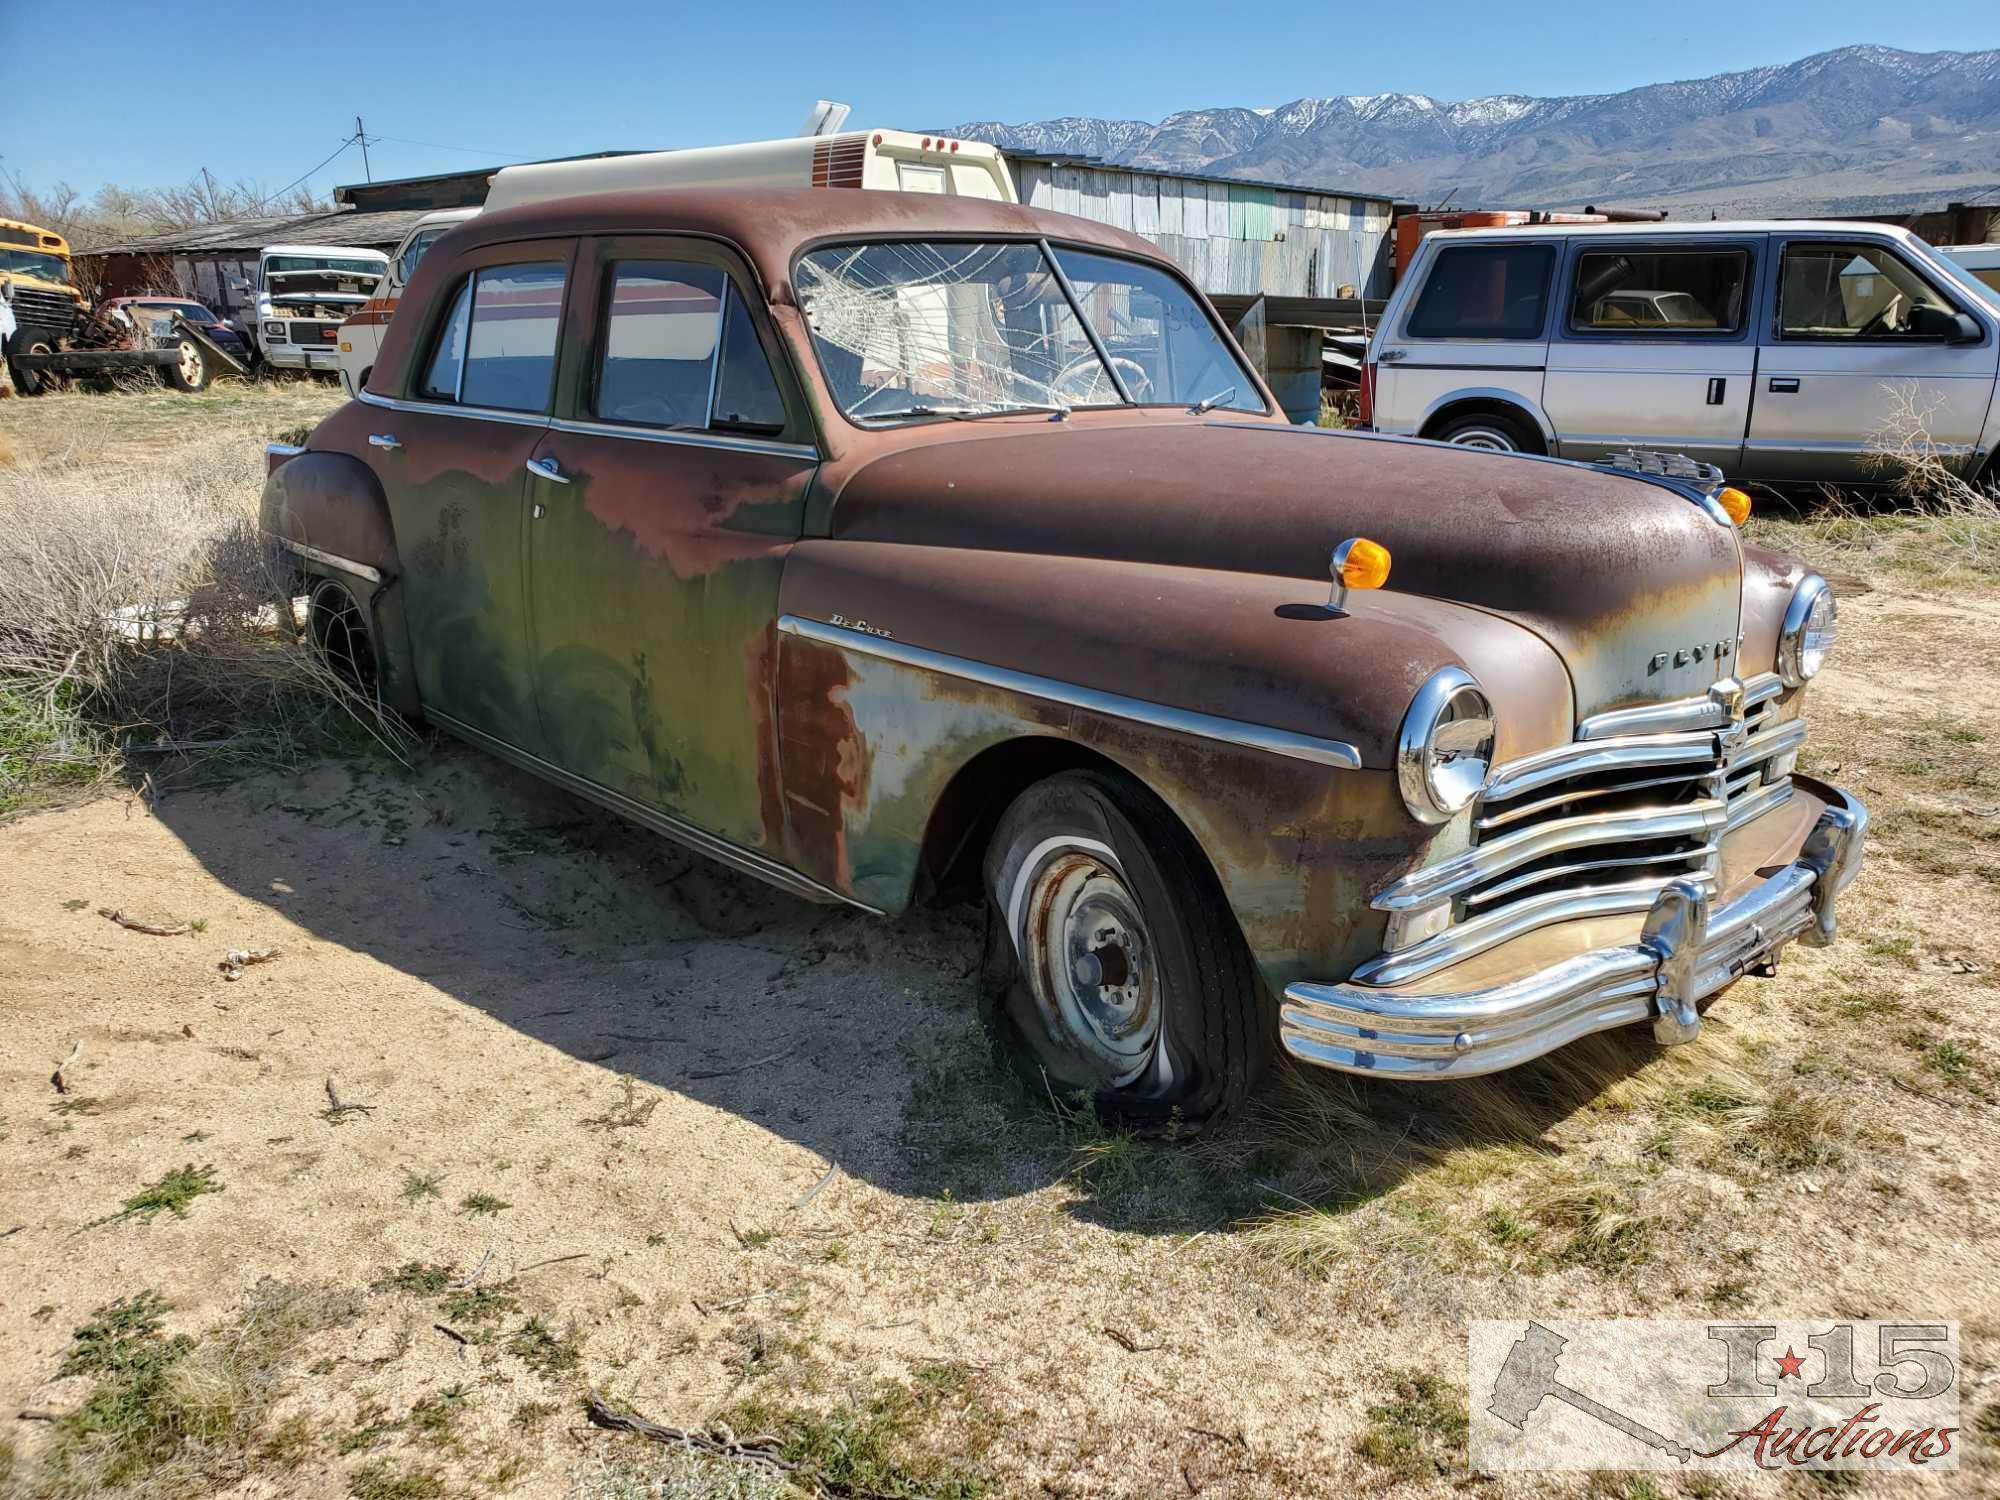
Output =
[{"x1": 0, "y1": 429, "x2": 410, "y2": 810}]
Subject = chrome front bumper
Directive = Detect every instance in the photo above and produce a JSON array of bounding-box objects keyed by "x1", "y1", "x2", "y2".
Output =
[
  {"x1": 264, "y1": 347, "x2": 340, "y2": 372},
  {"x1": 1280, "y1": 782, "x2": 1866, "y2": 1079}
]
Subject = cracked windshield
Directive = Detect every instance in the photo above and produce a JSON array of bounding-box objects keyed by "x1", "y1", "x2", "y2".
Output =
[{"x1": 797, "y1": 239, "x2": 1260, "y2": 422}]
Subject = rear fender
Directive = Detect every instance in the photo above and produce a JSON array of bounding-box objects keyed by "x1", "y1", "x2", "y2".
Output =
[{"x1": 260, "y1": 450, "x2": 419, "y2": 716}]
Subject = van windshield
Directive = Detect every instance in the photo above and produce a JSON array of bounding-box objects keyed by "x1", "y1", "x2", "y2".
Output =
[{"x1": 795, "y1": 239, "x2": 1261, "y2": 422}]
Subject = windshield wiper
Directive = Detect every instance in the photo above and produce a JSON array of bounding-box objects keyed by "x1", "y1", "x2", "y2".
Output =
[
  {"x1": 859, "y1": 402, "x2": 1072, "y2": 424},
  {"x1": 1188, "y1": 385, "x2": 1238, "y2": 415}
]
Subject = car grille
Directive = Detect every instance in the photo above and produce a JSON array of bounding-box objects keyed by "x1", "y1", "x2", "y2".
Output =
[
  {"x1": 288, "y1": 320, "x2": 339, "y2": 344},
  {"x1": 7, "y1": 286, "x2": 82, "y2": 341},
  {"x1": 1357, "y1": 672, "x2": 1804, "y2": 986}
]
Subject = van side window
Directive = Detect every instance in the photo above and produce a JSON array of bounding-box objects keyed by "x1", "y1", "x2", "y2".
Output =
[
  {"x1": 1407, "y1": 245, "x2": 1554, "y2": 340},
  {"x1": 1779, "y1": 243, "x2": 1954, "y2": 340},
  {"x1": 594, "y1": 261, "x2": 787, "y2": 434},
  {"x1": 1569, "y1": 250, "x2": 1748, "y2": 334}
]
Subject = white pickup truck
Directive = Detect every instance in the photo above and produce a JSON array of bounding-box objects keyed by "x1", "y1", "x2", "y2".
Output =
[{"x1": 253, "y1": 245, "x2": 387, "y2": 375}]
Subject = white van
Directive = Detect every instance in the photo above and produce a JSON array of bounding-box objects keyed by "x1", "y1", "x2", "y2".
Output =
[
  {"x1": 1364, "y1": 221, "x2": 2000, "y2": 486},
  {"x1": 1938, "y1": 243, "x2": 2000, "y2": 306},
  {"x1": 337, "y1": 130, "x2": 1015, "y2": 394}
]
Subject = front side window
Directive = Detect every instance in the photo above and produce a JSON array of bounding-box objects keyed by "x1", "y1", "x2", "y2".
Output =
[
  {"x1": 592, "y1": 261, "x2": 787, "y2": 433},
  {"x1": 1779, "y1": 243, "x2": 1955, "y2": 339},
  {"x1": 1407, "y1": 244, "x2": 1554, "y2": 340},
  {"x1": 1570, "y1": 249, "x2": 1748, "y2": 334},
  {"x1": 397, "y1": 229, "x2": 449, "y2": 285},
  {"x1": 795, "y1": 239, "x2": 1258, "y2": 423}
]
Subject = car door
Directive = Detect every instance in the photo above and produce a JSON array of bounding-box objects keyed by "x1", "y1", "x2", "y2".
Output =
[
  {"x1": 359, "y1": 240, "x2": 574, "y2": 754},
  {"x1": 524, "y1": 236, "x2": 819, "y2": 851},
  {"x1": 1373, "y1": 239, "x2": 1555, "y2": 439},
  {"x1": 1541, "y1": 236, "x2": 1762, "y2": 472},
  {"x1": 1745, "y1": 234, "x2": 1998, "y2": 484}
]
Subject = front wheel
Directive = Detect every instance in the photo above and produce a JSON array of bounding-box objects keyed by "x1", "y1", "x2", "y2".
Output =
[
  {"x1": 162, "y1": 337, "x2": 210, "y2": 392},
  {"x1": 979, "y1": 769, "x2": 1269, "y2": 1129},
  {"x1": 6, "y1": 332, "x2": 61, "y2": 396}
]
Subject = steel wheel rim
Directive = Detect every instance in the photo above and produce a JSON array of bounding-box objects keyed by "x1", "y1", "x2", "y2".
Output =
[
  {"x1": 308, "y1": 579, "x2": 374, "y2": 691},
  {"x1": 1020, "y1": 847, "x2": 1164, "y2": 1087},
  {"x1": 1450, "y1": 425, "x2": 1517, "y2": 451},
  {"x1": 178, "y1": 341, "x2": 201, "y2": 383}
]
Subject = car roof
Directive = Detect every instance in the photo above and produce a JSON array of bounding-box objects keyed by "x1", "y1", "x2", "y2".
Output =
[
  {"x1": 1424, "y1": 219, "x2": 1928, "y2": 244},
  {"x1": 452, "y1": 185, "x2": 1163, "y2": 297}
]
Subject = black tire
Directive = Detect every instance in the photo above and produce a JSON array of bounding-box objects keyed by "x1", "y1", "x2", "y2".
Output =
[
  {"x1": 1430, "y1": 409, "x2": 1540, "y2": 453},
  {"x1": 979, "y1": 769, "x2": 1270, "y2": 1129},
  {"x1": 306, "y1": 577, "x2": 378, "y2": 696},
  {"x1": 162, "y1": 336, "x2": 210, "y2": 393},
  {"x1": 6, "y1": 331, "x2": 60, "y2": 396}
]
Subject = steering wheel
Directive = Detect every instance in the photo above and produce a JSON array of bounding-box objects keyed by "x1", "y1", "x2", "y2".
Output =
[
  {"x1": 1053, "y1": 353, "x2": 1154, "y2": 404},
  {"x1": 1856, "y1": 294, "x2": 1905, "y2": 337}
]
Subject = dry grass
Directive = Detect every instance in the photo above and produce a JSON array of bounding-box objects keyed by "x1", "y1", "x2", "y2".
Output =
[{"x1": 0, "y1": 385, "x2": 408, "y2": 815}]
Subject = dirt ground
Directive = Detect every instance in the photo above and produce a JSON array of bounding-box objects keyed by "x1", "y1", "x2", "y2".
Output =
[{"x1": 1, "y1": 386, "x2": 1997, "y2": 1499}]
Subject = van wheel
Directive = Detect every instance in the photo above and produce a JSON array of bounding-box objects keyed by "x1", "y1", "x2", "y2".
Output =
[
  {"x1": 1432, "y1": 411, "x2": 1539, "y2": 453},
  {"x1": 979, "y1": 769, "x2": 1268, "y2": 1130},
  {"x1": 163, "y1": 337, "x2": 210, "y2": 392},
  {"x1": 306, "y1": 577, "x2": 378, "y2": 695}
]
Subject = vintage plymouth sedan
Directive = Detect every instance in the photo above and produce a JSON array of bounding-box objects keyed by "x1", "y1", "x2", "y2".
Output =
[{"x1": 262, "y1": 188, "x2": 1864, "y2": 1124}]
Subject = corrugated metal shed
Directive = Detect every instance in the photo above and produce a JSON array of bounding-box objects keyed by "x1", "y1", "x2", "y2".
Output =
[
  {"x1": 82, "y1": 207, "x2": 428, "y2": 257},
  {"x1": 1009, "y1": 153, "x2": 1395, "y2": 302}
]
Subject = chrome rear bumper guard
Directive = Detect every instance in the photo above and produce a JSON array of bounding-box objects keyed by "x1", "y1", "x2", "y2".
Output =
[{"x1": 1280, "y1": 783, "x2": 1866, "y2": 1079}]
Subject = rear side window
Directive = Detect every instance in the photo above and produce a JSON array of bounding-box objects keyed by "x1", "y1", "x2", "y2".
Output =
[
  {"x1": 1570, "y1": 249, "x2": 1749, "y2": 334},
  {"x1": 418, "y1": 261, "x2": 567, "y2": 412},
  {"x1": 594, "y1": 260, "x2": 786, "y2": 434},
  {"x1": 1407, "y1": 245, "x2": 1554, "y2": 340}
]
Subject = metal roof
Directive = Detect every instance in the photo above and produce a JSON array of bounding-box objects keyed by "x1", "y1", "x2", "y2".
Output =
[
  {"x1": 80, "y1": 207, "x2": 433, "y2": 258},
  {"x1": 1003, "y1": 150, "x2": 1397, "y2": 207}
]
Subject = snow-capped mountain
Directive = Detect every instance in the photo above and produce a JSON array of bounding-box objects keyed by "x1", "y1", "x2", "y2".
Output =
[{"x1": 949, "y1": 45, "x2": 2000, "y2": 214}]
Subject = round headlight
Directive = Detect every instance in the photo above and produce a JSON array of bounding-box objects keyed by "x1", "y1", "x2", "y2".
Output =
[
  {"x1": 1778, "y1": 574, "x2": 1837, "y2": 687},
  {"x1": 1397, "y1": 667, "x2": 1496, "y2": 824}
]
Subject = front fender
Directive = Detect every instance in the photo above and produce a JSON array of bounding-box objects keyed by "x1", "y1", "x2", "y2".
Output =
[{"x1": 771, "y1": 540, "x2": 1573, "y2": 990}]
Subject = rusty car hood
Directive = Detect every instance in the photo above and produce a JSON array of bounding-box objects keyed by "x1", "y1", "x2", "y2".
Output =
[{"x1": 822, "y1": 419, "x2": 1744, "y2": 723}]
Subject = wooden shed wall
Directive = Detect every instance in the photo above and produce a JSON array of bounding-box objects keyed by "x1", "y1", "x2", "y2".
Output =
[{"x1": 1015, "y1": 162, "x2": 1393, "y2": 300}]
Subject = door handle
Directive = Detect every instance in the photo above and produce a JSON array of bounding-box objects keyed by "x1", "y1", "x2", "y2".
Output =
[
  {"x1": 1768, "y1": 377, "x2": 1800, "y2": 394},
  {"x1": 1374, "y1": 348, "x2": 1406, "y2": 363},
  {"x1": 1705, "y1": 377, "x2": 1727, "y2": 406},
  {"x1": 525, "y1": 455, "x2": 569, "y2": 484},
  {"x1": 367, "y1": 433, "x2": 401, "y2": 450}
]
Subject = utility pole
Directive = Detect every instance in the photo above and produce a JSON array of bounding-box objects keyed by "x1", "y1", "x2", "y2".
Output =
[{"x1": 355, "y1": 117, "x2": 373, "y2": 182}]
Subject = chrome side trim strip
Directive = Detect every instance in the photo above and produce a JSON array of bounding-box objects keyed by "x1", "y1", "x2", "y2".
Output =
[
  {"x1": 426, "y1": 708, "x2": 882, "y2": 915},
  {"x1": 270, "y1": 536, "x2": 383, "y2": 586},
  {"x1": 778, "y1": 614, "x2": 1364, "y2": 772},
  {"x1": 1481, "y1": 732, "x2": 1716, "y2": 804},
  {"x1": 549, "y1": 415, "x2": 818, "y2": 461},
  {"x1": 265, "y1": 442, "x2": 305, "y2": 460},
  {"x1": 1374, "y1": 799, "x2": 1726, "y2": 911},
  {"x1": 356, "y1": 386, "x2": 552, "y2": 430}
]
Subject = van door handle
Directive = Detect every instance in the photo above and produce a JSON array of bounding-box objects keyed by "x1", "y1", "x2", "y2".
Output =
[
  {"x1": 525, "y1": 456, "x2": 569, "y2": 484},
  {"x1": 367, "y1": 433, "x2": 401, "y2": 451},
  {"x1": 1706, "y1": 377, "x2": 1726, "y2": 406},
  {"x1": 1768, "y1": 377, "x2": 1800, "y2": 394}
]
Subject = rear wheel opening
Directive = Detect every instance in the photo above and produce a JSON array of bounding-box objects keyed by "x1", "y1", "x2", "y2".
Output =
[
  {"x1": 306, "y1": 577, "x2": 378, "y2": 695},
  {"x1": 979, "y1": 769, "x2": 1269, "y2": 1130},
  {"x1": 1430, "y1": 409, "x2": 1541, "y2": 454}
]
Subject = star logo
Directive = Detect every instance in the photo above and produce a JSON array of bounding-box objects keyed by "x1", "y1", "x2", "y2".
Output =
[{"x1": 1775, "y1": 1346, "x2": 1807, "y2": 1380}]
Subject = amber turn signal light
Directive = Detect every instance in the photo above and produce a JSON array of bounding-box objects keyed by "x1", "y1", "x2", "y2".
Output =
[
  {"x1": 1329, "y1": 536, "x2": 1392, "y2": 612},
  {"x1": 1717, "y1": 486, "x2": 1753, "y2": 525}
]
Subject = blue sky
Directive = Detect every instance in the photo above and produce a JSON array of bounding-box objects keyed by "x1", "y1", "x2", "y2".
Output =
[{"x1": 6, "y1": 0, "x2": 1998, "y2": 199}]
